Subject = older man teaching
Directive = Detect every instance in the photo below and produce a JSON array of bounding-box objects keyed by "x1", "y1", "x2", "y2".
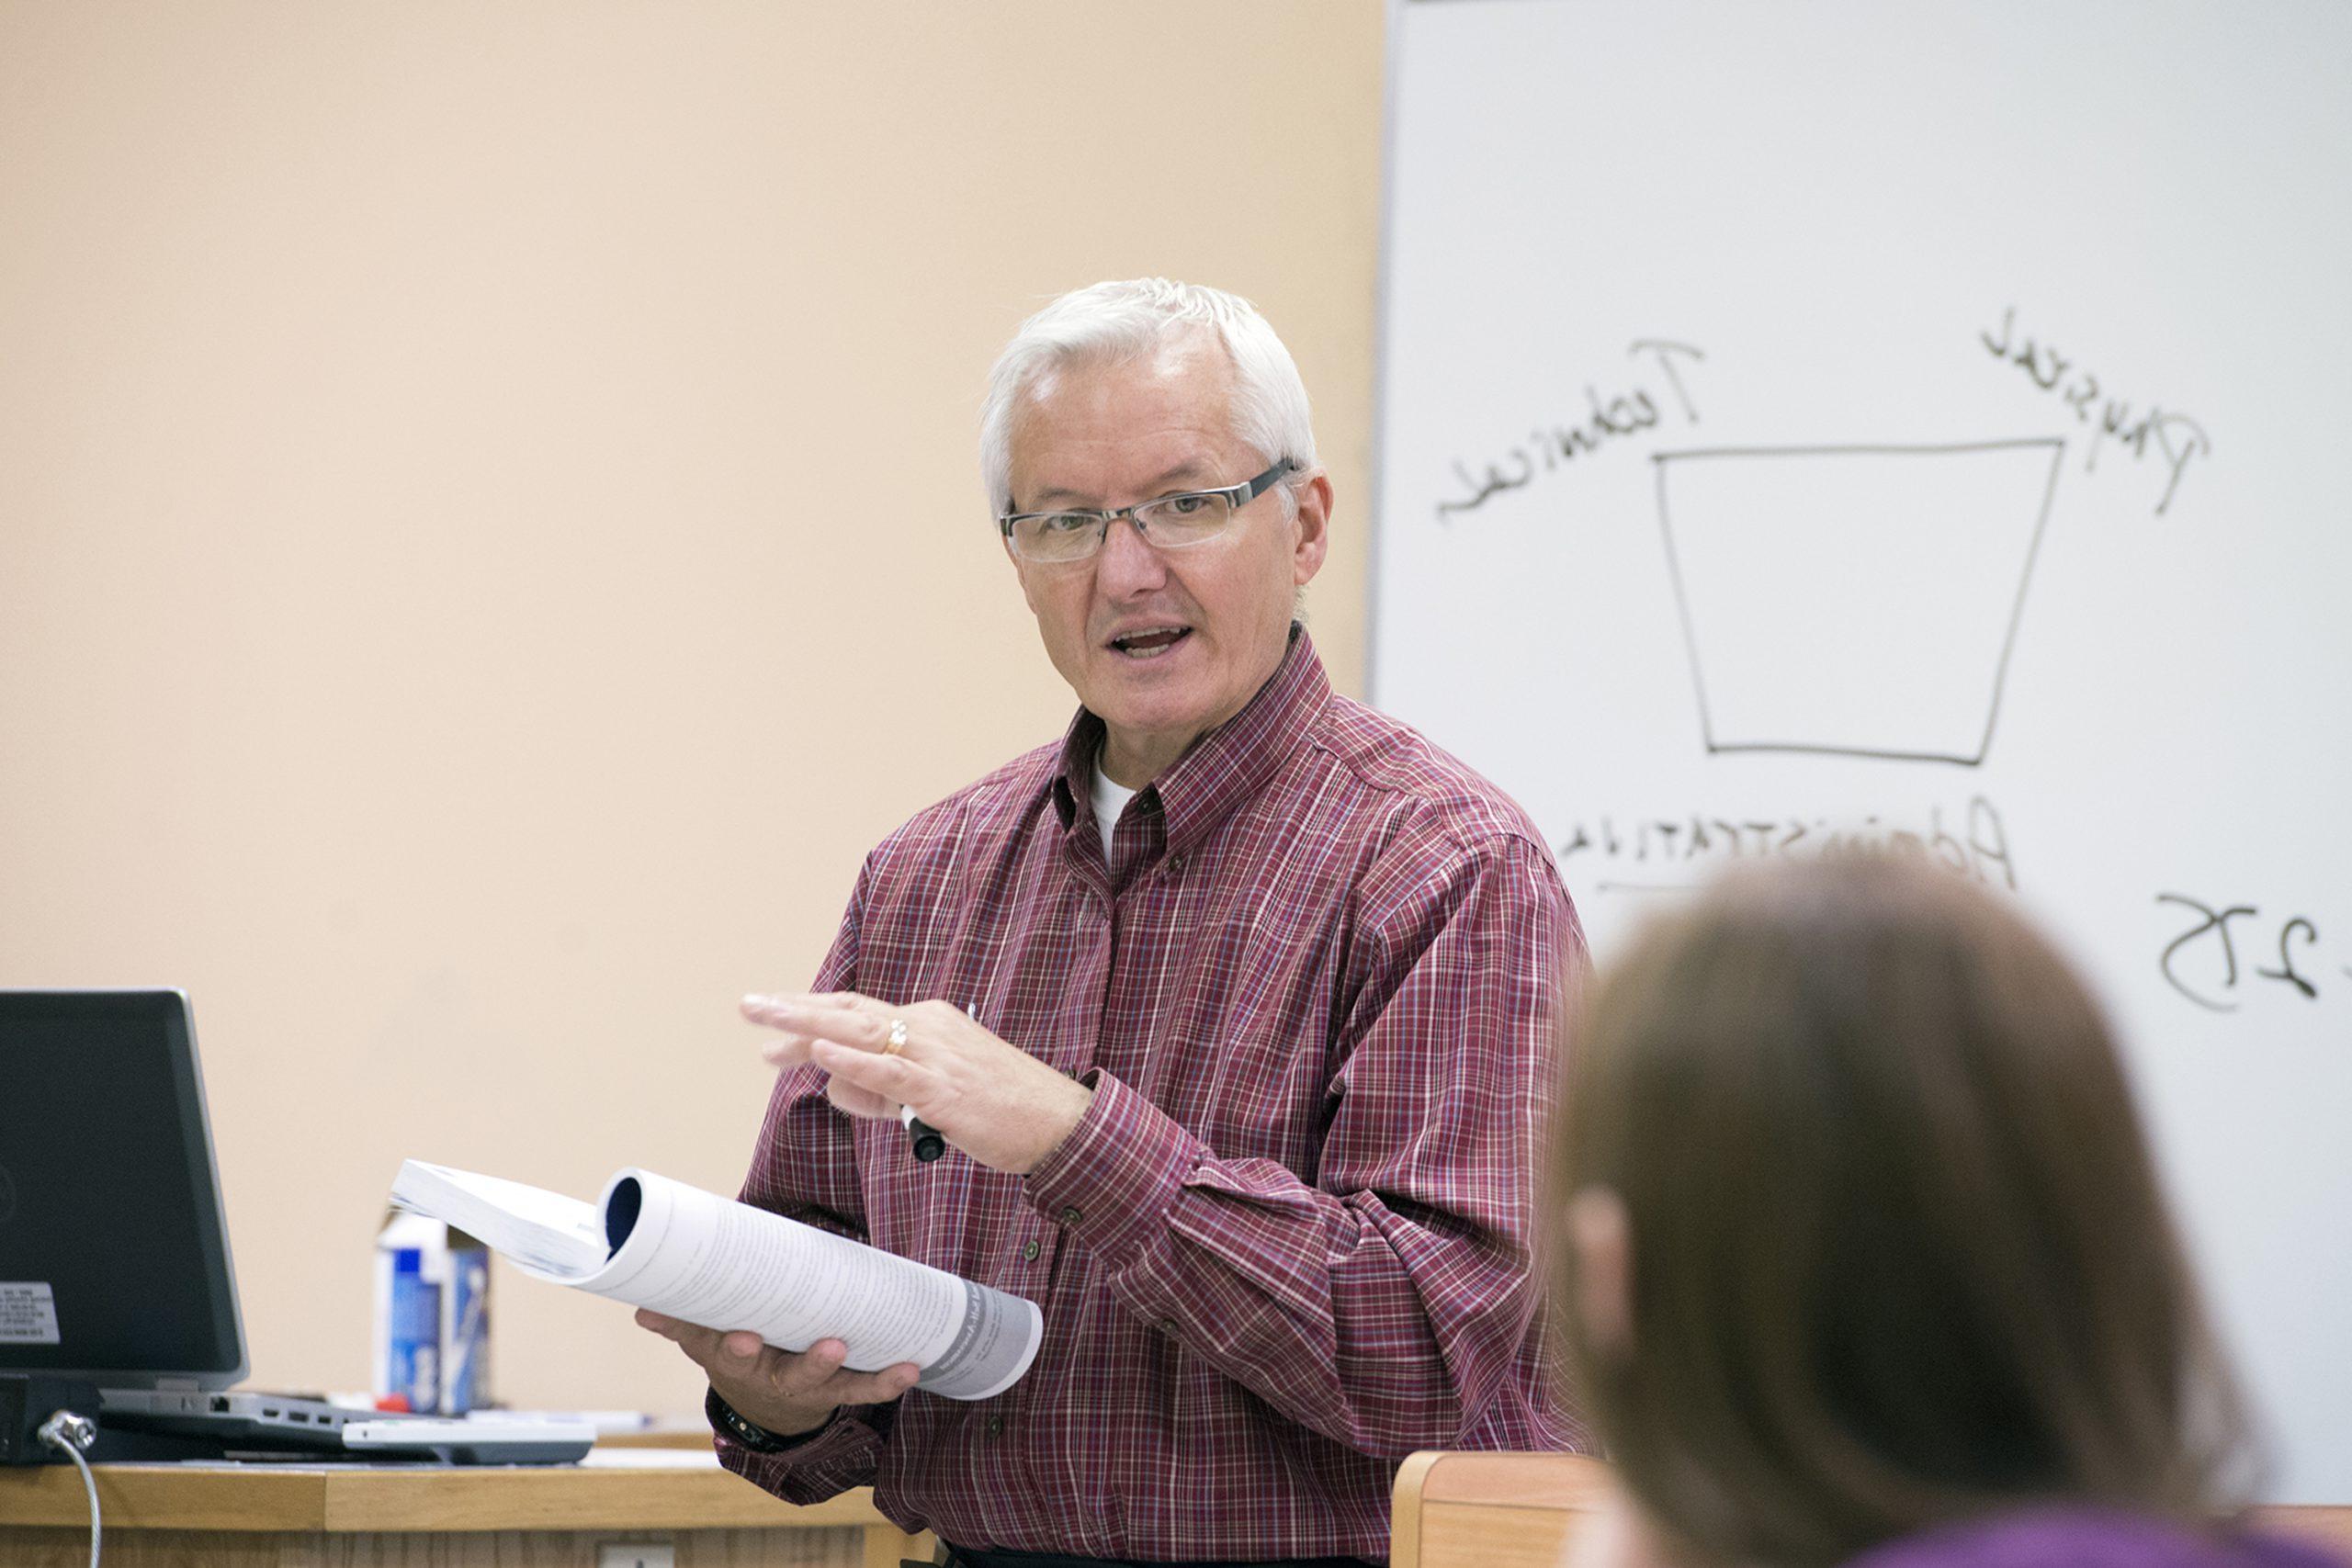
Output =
[{"x1": 639, "y1": 278, "x2": 1583, "y2": 1568}]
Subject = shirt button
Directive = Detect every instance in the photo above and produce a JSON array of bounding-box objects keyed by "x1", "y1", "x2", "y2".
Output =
[
  {"x1": 1021, "y1": 1239, "x2": 1040, "y2": 1261},
  {"x1": 1166, "y1": 852, "x2": 1187, "y2": 876},
  {"x1": 1057, "y1": 1205, "x2": 1082, "y2": 1226},
  {"x1": 1158, "y1": 1318, "x2": 1180, "y2": 1336},
  {"x1": 985, "y1": 1415, "x2": 1005, "y2": 1437}
]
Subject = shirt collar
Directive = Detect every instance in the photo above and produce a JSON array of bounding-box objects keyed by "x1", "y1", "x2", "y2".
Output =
[{"x1": 1049, "y1": 625, "x2": 1330, "y2": 855}]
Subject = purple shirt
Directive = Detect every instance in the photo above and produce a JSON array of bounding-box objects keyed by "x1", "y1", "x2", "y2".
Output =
[
  {"x1": 718, "y1": 629, "x2": 1585, "y2": 1562},
  {"x1": 1849, "y1": 1508, "x2": 2347, "y2": 1568}
]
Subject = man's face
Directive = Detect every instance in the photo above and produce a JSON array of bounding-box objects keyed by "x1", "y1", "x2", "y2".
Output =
[{"x1": 1005, "y1": 341, "x2": 1329, "y2": 787}]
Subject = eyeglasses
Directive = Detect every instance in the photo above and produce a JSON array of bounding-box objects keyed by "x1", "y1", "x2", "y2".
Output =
[{"x1": 999, "y1": 459, "x2": 1296, "y2": 564}]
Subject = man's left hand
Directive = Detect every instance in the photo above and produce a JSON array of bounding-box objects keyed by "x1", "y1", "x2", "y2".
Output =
[{"x1": 742, "y1": 992, "x2": 1093, "y2": 1175}]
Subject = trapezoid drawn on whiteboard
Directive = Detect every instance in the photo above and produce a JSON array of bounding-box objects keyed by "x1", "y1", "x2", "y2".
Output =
[{"x1": 1652, "y1": 438, "x2": 2065, "y2": 768}]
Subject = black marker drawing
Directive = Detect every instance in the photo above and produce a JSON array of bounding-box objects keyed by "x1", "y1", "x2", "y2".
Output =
[
  {"x1": 2156, "y1": 893, "x2": 2257, "y2": 1012},
  {"x1": 1652, "y1": 439, "x2": 2065, "y2": 768},
  {"x1": 2157, "y1": 896, "x2": 2345, "y2": 1013},
  {"x1": 1981, "y1": 307, "x2": 2210, "y2": 514},
  {"x1": 1561, "y1": 795, "x2": 2018, "y2": 900},
  {"x1": 1434, "y1": 340, "x2": 1706, "y2": 522}
]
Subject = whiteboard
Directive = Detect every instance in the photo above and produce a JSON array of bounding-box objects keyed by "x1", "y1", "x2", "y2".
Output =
[{"x1": 1373, "y1": 0, "x2": 2352, "y2": 1502}]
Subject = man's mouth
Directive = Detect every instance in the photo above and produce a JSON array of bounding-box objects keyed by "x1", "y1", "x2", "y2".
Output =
[{"x1": 1107, "y1": 626, "x2": 1193, "y2": 659}]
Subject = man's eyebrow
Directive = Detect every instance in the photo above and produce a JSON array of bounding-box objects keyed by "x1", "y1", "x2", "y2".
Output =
[{"x1": 1023, "y1": 461, "x2": 1218, "y2": 510}]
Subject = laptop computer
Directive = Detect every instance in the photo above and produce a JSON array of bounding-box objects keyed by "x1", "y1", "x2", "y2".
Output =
[{"x1": 0, "y1": 989, "x2": 589, "y2": 1463}]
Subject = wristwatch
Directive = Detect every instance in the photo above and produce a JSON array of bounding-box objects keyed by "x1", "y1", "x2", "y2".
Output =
[{"x1": 705, "y1": 1386, "x2": 803, "y2": 1454}]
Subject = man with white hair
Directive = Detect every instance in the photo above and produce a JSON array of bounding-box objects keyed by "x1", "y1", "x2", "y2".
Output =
[{"x1": 640, "y1": 279, "x2": 1582, "y2": 1567}]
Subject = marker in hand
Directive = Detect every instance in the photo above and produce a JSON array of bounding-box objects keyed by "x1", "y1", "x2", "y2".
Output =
[
  {"x1": 901, "y1": 1104, "x2": 947, "y2": 1163},
  {"x1": 897, "y1": 1001, "x2": 981, "y2": 1164}
]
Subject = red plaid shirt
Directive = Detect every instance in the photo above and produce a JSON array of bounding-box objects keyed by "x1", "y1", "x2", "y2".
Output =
[{"x1": 719, "y1": 629, "x2": 1585, "y2": 1562}]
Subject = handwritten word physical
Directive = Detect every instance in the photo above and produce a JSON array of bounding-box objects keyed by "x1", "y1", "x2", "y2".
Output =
[
  {"x1": 1435, "y1": 339, "x2": 1707, "y2": 522},
  {"x1": 1979, "y1": 306, "x2": 2211, "y2": 516},
  {"x1": 2154, "y1": 894, "x2": 2347, "y2": 1013},
  {"x1": 1558, "y1": 795, "x2": 2016, "y2": 893}
]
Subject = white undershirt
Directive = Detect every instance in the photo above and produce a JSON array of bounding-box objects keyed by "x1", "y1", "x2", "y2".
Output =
[{"x1": 1090, "y1": 757, "x2": 1139, "y2": 862}]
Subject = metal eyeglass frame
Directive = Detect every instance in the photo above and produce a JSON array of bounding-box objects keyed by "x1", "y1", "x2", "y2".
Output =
[{"x1": 998, "y1": 458, "x2": 1297, "y2": 561}]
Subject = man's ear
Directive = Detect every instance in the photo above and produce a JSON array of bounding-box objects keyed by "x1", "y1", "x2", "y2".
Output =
[
  {"x1": 1566, "y1": 1187, "x2": 1635, "y2": 1359},
  {"x1": 1290, "y1": 468, "x2": 1333, "y2": 587}
]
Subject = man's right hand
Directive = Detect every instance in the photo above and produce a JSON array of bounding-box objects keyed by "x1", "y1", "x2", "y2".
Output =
[{"x1": 634, "y1": 1309, "x2": 922, "y2": 1438}]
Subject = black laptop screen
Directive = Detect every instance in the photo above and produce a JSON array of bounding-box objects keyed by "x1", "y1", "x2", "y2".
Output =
[{"x1": 0, "y1": 990, "x2": 244, "y2": 1387}]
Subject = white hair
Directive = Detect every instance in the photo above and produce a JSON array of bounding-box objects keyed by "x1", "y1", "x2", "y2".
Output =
[{"x1": 978, "y1": 277, "x2": 1318, "y2": 515}]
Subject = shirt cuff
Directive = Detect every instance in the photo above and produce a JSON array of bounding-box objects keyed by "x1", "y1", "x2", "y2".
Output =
[
  {"x1": 711, "y1": 1398, "x2": 882, "y2": 1503},
  {"x1": 1022, "y1": 1069, "x2": 1204, "y2": 1264}
]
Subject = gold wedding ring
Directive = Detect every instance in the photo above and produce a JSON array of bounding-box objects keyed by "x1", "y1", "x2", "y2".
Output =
[{"x1": 882, "y1": 1018, "x2": 909, "y2": 1057}]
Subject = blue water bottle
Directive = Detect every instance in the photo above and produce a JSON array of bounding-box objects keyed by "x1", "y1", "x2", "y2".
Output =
[
  {"x1": 441, "y1": 1230, "x2": 492, "y2": 1414},
  {"x1": 373, "y1": 1213, "x2": 444, "y2": 1413}
]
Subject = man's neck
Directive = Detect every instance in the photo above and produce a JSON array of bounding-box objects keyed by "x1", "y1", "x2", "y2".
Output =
[{"x1": 1099, "y1": 732, "x2": 1186, "y2": 790}]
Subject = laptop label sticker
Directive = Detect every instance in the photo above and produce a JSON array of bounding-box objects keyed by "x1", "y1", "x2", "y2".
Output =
[{"x1": 0, "y1": 1281, "x2": 61, "y2": 1344}]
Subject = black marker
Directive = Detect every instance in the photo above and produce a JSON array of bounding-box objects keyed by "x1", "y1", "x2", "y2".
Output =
[
  {"x1": 900, "y1": 1104, "x2": 947, "y2": 1163},
  {"x1": 899, "y1": 1001, "x2": 980, "y2": 1163}
]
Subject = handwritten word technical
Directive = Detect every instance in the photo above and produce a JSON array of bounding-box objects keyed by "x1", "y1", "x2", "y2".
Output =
[
  {"x1": 1435, "y1": 339, "x2": 1707, "y2": 522},
  {"x1": 1979, "y1": 307, "x2": 2211, "y2": 516}
]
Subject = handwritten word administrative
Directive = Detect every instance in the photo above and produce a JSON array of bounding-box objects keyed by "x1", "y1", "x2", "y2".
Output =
[
  {"x1": 1979, "y1": 306, "x2": 2211, "y2": 516},
  {"x1": 1434, "y1": 339, "x2": 1707, "y2": 522},
  {"x1": 2154, "y1": 893, "x2": 2349, "y2": 1014},
  {"x1": 1558, "y1": 795, "x2": 2017, "y2": 894}
]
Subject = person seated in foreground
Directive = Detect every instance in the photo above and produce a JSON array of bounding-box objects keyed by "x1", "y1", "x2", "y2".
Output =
[{"x1": 1550, "y1": 856, "x2": 2341, "y2": 1568}]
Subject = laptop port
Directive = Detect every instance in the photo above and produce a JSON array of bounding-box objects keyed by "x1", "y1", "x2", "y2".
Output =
[{"x1": 212, "y1": 1396, "x2": 230, "y2": 1412}]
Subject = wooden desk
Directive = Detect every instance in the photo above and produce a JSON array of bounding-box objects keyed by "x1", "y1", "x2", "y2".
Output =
[
  {"x1": 1393, "y1": 1451, "x2": 2352, "y2": 1568},
  {"x1": 0, "y1": 1449, "x2": 933, "y2": 1567}
]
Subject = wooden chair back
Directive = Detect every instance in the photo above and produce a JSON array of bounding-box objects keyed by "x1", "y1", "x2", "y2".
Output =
[{"x1": 1390, "y1": 1450, "x2": 2352, "y2": 1568}]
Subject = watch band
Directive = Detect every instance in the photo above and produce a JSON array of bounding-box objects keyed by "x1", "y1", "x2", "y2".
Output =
[{"x1": 704, "y1": 1386, "x2": 799, "y2": 1454}]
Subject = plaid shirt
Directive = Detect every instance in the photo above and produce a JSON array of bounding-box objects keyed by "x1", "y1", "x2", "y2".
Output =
[{"x1": 718, "y1": 629, "x2": 1585, "y2": 1562}]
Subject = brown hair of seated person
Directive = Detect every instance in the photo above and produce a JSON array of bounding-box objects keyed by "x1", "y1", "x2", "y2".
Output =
[{"x1": 1552, "y1": 857, "x2": 2254, "y2": 1568}]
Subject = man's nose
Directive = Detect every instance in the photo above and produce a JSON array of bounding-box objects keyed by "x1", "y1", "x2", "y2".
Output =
[{"x1": 1093, "y1": 513, "x2": 1167, "y2": 594}]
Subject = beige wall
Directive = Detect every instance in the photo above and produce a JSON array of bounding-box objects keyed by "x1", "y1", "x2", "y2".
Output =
[{"x1": 0, "y1": 2, "x2": 1385, "y2": 1416}]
